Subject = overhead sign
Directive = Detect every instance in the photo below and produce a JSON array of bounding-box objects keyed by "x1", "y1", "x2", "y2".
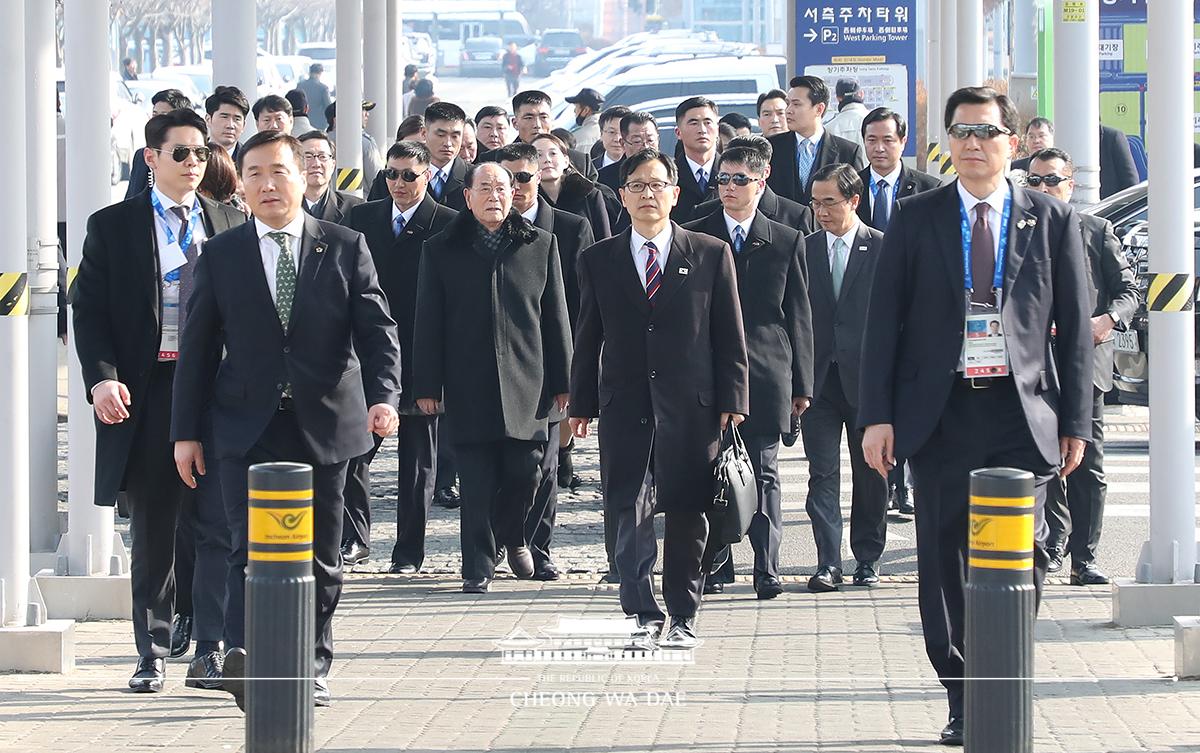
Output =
[{"x1": 794, "y1": 1, "x2": 917, "y2": 156}]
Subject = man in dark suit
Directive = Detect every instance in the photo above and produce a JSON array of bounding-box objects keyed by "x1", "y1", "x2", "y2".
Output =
[
  {"x1": 800, "y1": 163, "x2": 889, "y2": 593},
  {"x1": 682, "y1": 144, "x2": 813, "y2": 600},
  {"x1": 859, "y1": 87, "x2": 1092, "y2": 745},
  {"x1": 341, "y1": 140, "x2": 458, "y2": 573},
  {"x1": 594, "y1": 106, "x2": 631, "y2": 173},
  {"x1": 475, "y1": 90, "x2": 599, "y2": 181},
  {"x1": 1009, "y1": 116, "x2": 1054, "y2": 174},
  {"x1": 498, "y1": 143, "x2": 596, "y2": 580},
  {"x1": 73, "y1": 110, "x2": 246, "y2": 692},
  {"x1": 204, "y1": 86, "x2": 250, "y2": 164},
  {"x1": 1099, "y1": 123, "x2": 1140, "y2": 198},
  {"x1": 597, "y1": 111, "x2": 659, "y2": 193},
  {"x1": 670, "y1": 97, "x2": 721, "y2": 223},
  {"x1": 172, "y1": 129, "x2": 401, "y2": 709},
  {"x1": 691, "y1": 135, "x2": 815, "y2": 235},
  {"x1": 367, "y1": 102, "x2": 469, "y2": 210},
  {"x1": 1027, "y1": 147, "x2": 1140, "y2": 585},
  {"x1": 125, "y1": 89, "x2": 193, "y2": 199},
  {"x1": 569, "y1": 149, "x2": 749, "y2": 648},
  {"x1": 766, "y1": 75, "x2": 866, "y2": 206},
  {"x1": 413, "y1": 162, "x2": 573, "y2": 594},
  {"x1": 298, "y1": 131, "x2": 362, "y2": 224}
]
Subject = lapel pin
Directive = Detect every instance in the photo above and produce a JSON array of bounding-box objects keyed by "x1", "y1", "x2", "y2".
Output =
[
  {"x1": 1017, "y1": 219, "x2": 1027, "y2": 229},
  {"x1": 857, "y1": 245, "x2": 868, "y2": 252},
  {"x1": 1026, "y1": 217, "x2": 1037, "y2": 228},
  {"x1": 678, "y1": 267, "x2": 689, "y2": 275},
  {"x1": 314, "y1": 243, "x2": 327, "y2": 254}
]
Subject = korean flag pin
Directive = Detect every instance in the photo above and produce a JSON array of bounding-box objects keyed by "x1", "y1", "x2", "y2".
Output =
[
  {"x1": 678, "y1": 267, "x2": 689, "y2": 275},
  {"x1": 314, "y1": 242, "x2": 327, "y2": 254}
]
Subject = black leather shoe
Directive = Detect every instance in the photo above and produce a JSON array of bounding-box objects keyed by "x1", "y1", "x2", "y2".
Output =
[
  {"x1": 185, "y1": 650, "x2": 224, "y2": 690},
  {"x1": 807, "y1": 566, "x2": 843, "y2": 593},
  {"x1": 507, "y1": 545, "x2": 536, "y2": 579},
  {"x1": 939, "y1": 716, "x2": 964, "y2": 746},
  {"x1": 1046, "y1": 548, "x2": 1065, "y2": 574},
  {"x1": 853, "y1": 561, "x2": 880, "y2": 586},
  {"x1": 341, "y1": 541, "x2": 370, "y2": 567},
  {"x1": 388, "y1": 561, "x2": 418, "y2": 574},
  {"x1": 433, "y1": 486, "x2": 461, "y2": 509},
  {"x1": 702, "y1": 581, "x2": 724, "y2": 595},
  {"x1": 659, "y1": 617, "x2": 698, "y2": 649},
  {"x1": 887, "y1": 484, "x2": 899, "y2": 511},
  {"x1": 462, "y1": 578, "x2": 491, "y2": 594},
  {"x1": 531, "y1": 563, "x2": 560, "y2": 581},
  {"x1": 222, "y1": 648, "x2": 247, "y2": 712},
  {"x1": 128, "y1": 657, "x2": 165, "y2": 693},
  {"x1": 314, "y1": 677, "x2": 331, "y2": 707},
  {"x1": 898, "y1": 495, "x2": 915, "y2": 516},
  {"x1": 634, "y1": 614, "x2": 665, "y2": 643},
  {"x1": 169, "y1": 614, "x2": 193, "y2": 659},
  {"x1": 782, "y1": 413, "x2": 800, "y2": 447},
  {"x1": 1071, "y1": 563, "x2": 1110, "y2": 586},
  {"x1": 755, "y1": 575, "x2": 783, "y2": 600},
  {"x1": 599, "y1": 570, "x2": 621, "y2": 584}
]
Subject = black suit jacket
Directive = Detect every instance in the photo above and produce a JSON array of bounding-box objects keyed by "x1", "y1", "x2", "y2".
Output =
[
  {"x1": 170, "y1": 214, "x2": 402, "y2": 465},
  {"x1": 856, "y1": 164, "x2": 942, "y2": 230},
  {"x1": 767, "y1": 130, "x2": 866, "y2": 205},
  {"x1": 413, "y1": 211, "x2": 572, "y2": 443},
  {"x1": 1079, "y1": 213, "x2": 1139, "y2": 391},
  {"x1": 347, "y1": 195, "x2": 457, "y2": 412},
  {"x1": 597, "y1": 157, "x2": 624, "y2": 192},
  {"x1": 570, "y1": 224, "x2": 749, "y2": 512},
  {"x1": 690, "y1": 186, "x2": 815, "y2": 236},
  {"x1": 530, "y1": 199, "x2": 595, "y2": 328},
  {"x1": 72, "y1": 190, "x2": 247, "y2": 506},
  {"x1": 683, "y1": 209, "x2": 813, "y2": 436},
  {"x1": 306, "y1": 187, "x2": 364, "y2": 225},
  {"x1": 1100, "y1": 124, "x2": 1139, "y2": 199},
  {"x1": 541, "y1": 172, "x2": 612, "y2": 240},
  {"x1": 805, "y1": 223, "x2": 884, "y2": 405},
  {"x1": 366, "y1": 157, "x2": 469, "y2": 211},
  {"x1": 857, "y1": 181, "x2": 1093, "y2": 467},
  {"x1": 125, "y1": 149, "x2": 151, "y2": 199},
  {"x1": 670, "y1": 152, "x2": 720, "y2": 223}
]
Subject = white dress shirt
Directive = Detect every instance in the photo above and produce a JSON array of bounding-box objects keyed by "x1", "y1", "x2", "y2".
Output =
[
  {"x1": 631, "y1": 224, "x2": 673, "y2": 290},
  {"x1": 723, "y1": 211, "x2": 754, "y2": 248},
  {"x1": 392, "y1": 200, "x2": 420, "y2": 228},
  {"x1": 869, "y1": 164, "x2": 903, "y2": 212},
  {"x1": 685, "y1": 154, "x2": 716, "y2": 188},
  {"x1": 256, "y1": 214, "x2": 306, "y2": 301},
  {"x1": 152, "y1": 186, "x2": 207, "y2": 269},
  {"x1": 601, "y1": 152, "x2": 620, "y2": 168},
  {"x1": 956, "y1": 178, "x2": 1009, "y2": 264},
  {"x1": 824, "y1": 220, "x2": 860, "y2": 271},
  {"x1": 795, "y1": 123, "x2": 826, "y2": 155},
  {"x1": 519, "y1": 199, "x2": 540, "y2": 223}
]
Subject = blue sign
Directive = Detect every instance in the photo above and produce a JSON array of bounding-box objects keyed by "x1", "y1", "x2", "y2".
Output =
[{"x1": 794, "y1": 1, "x2": 918, "y2": 156}]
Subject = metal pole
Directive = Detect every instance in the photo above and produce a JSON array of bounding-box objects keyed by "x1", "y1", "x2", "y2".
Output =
[
  {"x1": 246, "y1": 463, "x2": 314, "y2": 753},
  {"x1": 385, "y1": 0, "x2": 404, "y2": 140},
  {"x1": 64, "y1": 0, "x2": 114, "y2": 578},
  {"x1": 26, "y1": 0, "x2": 60, "y2": 555},
  {"x1": 1052, "y1": 0, "x2": 1100, "y2": 204},
  {"x1": 336, "y1": 0, "x2": 366, "y2": 197},
  {"x1": 1013, "y1": 0, "x2": 1038, "y2": 76},
  {"x1": 363, "y1": 0, "x2": 388, "y2": 151},
  {"x1": 958, "y1": 0, "x2": 985, "y2": 87},
  {"x1": 1139, "y1": 0, "x2": 1198, "y2": 585},
  {"x1": 1036, "y1": 0, "x2": 1055, "y2": 119},
  {"x1": 964, "y1": 468, "x2": 1035, "y2": 753},
  {"x1": 0, "y1": 0, "x2": 29, "y2": 628},
  {"x1": 212, "y1": 0, "x2": 258, "y2": 126},
  {"x1": 926, "y1": 0, "x2": 943, "y2": 164},
  {"x1": 940, "y1": 0, "x2": 958, "y2": 115}
]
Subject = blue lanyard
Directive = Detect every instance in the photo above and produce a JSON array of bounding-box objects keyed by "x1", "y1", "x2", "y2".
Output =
[
  {"x1": 150, "y1": 191, "x2": 201, "y2": 282},
  {"x1": 959, "y1": 191, "x2": 1011, "y2": 293}
]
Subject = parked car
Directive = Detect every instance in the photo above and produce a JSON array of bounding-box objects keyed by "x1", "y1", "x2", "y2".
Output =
[
  {"x1": 154, "y1": 64, "x2": 213, "y2": 99},
  {"x1": 535, "y1": 29, "x2": 588, "y2": 76},
  {"x1": 459, "y1": 36, "x2": 505, "y2": 77}
]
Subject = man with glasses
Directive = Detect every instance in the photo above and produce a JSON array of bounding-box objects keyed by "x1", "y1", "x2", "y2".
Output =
[
  {"x1": 1027, "y1": 147, "x2": 1139, "y2": 587},
  {"x1": 298, "y1": 131, "x2": 362, "y2": 225},
  {"x1": 683, "y1": 145, "x2": 813, "y2": 600},
  {"x1": 598, "y1": 110, "x2": 659, "y2": 193},
  {"x1": 342, "y1": 141, "x2": 458, "y2": 574},
  {"x1": 570, "y1": 148, "x2": 749, "y2": 649},
  {"x1": 689, "y1": 135, "x2": 815, "y2": 237},
  {"x1": 413, "y1": 162, "x2": 572, "y2": 594},
  {"x1": 594, "y1": 106, "x2": 631, "y2": 171},
  {"x1": 73, "y1": 109, "x2": 247, "y2": 693},
  {"x1": 767, "y1": 75, "x2": 866, "y2": 206},
  {"x1": 859, "y1": 87, "x2": 1092, "y2": 745}
]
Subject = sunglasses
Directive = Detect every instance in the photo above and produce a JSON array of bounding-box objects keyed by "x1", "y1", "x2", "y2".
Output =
[
  {"x1": 715, "y1": 172, "x2": 759, "y2": 187},
  {"x1": 512, "y1": 171, "x2": 536, "y2": 184},
  {"x1": 1025, "y1": 174, "x2": 1069, "y2": 187},
  {"x1": 154, "y1": 145, "x2": 211, "y2": 162},
  {"x1": 383, "y1": 167, "x2": 427, "y2": 183},
  {"x1": 947, "y1": 123, "x2": 1013, "y2": 141}
]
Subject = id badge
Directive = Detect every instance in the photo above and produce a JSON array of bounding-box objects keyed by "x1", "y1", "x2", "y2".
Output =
[
  {"x1": 962, "y1": 293, "x2": 1009, "y2": 378},
  {"x1": 160, "y1": 242, "x2": 187, "y2": 276},
  {"x1": 158, "y1": 284, "x2": 180, "y2": 361}
]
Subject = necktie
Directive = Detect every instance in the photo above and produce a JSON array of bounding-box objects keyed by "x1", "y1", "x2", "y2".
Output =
[
  {"x1": 431, "y1": 171, "x2": 444, "y2": 199},
  {"x1": 797, "y1": 138, "x2": 815, "y2": 188},
  {"x1": 872, "y1": 180, "x2": 890, "y2": 230},
  {"x1": 643, "y1": 241, "x2": 662, "y2": 304},
  {"x1": 696, "y1": 167, "x2": 708, "y2": 194},
  {"x1": 971, "y1": 202, "x2": 997, "y2": 305},
  {"x1": 732, "y1": 225, "x2": 745, "y2": 254},
  {"x1": 268, "y1": 231, "x2": 297, "y2": 330},
  {"x1": 393, "y1": 212, "x2": 406, "y2": 238},
  {"x1": 831, "y1": 237, "x2": 849, "y2": 298},
  {"x1": 170, "y1": 205, "x2": 199, "y2": 324}
]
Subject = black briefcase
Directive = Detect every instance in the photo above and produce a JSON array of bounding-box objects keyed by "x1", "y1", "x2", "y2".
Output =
[{"x1": 711, "y1": 424, "x2": 757, "y2": 546}]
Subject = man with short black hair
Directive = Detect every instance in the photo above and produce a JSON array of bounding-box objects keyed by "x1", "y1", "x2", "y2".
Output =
[
  {"x1": 205, "y1": 86, "x2": 250, "y2": 160},
  {"x1": 757, "y1": 89, "x2": 788, "y2": 138},
  {"x1": 671, "y1": 96, "x2": 722, "y2": 223},
  {"x1": 595, "y1": 106, "x2": 630, "y2": 169},
  {"x1": 597, "y1": 111, "x2": 658, "y2": 191},
  {"x1": 1011, "y1": 117, "x2": 1055, "y2": 172},
  {"x1": 297, "y1": 62, "x2": 333, "y2": 130},
  {"x1": 475, "y1": 106, "x2": 513, "y2": 152},
  {"x1": 476, "y1": 90, "x2": 598, "y2": 179},
  {"x1": 252, "y1": 94, "x2": 293, "y2": 134},
  {"x1": 298, "y1": 130, "x2": 363, "y2": 224},
  {"x1": 719, "y1": 112, "x2": 752, "y2": 140},
  {"x1": 369, "y1": 102, "x2": 468, "y2": 210},
  {"x1": 126, "y1": 89, "x2": 195, "y2": 198},
  {"x1": 689, "y1": 135, "x2": 815, "y2": 235},
  {"x1": 286, "y1": 89, "x2": 314, "y2": 135},
  {"x1": 767, "y1": 75, "x2": 866, "y2": 205}
]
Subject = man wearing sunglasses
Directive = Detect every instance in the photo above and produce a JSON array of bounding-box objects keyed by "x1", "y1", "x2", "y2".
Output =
[
  {"x1": 125, "y1": 88, "x2": 194, "y2": 199},
  {"x1": 298, "y1": 131, "x2": 363, "y2": 225},
  {"x1": 340, "y1": 140, "x2": 457, "y2": 576},
  {"x1": 683, "y1": 145, "x2": 814, "y2": 601},
  {"x1": 690, "y1": 135, "x2": 815, "y2": 237},
  {"x1": 858, "y1": 86, "x2": 1093, "y2": 746},
  {"x1": 1027, "y1": 147, "x2": 1139, "y2": 588},
  {"x1": 73, "y1": 109, "x2": 248, "y2": 694}
]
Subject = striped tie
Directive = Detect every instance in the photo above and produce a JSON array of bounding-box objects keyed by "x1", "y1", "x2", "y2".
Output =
[{"x1": 644, "y1": 241, "x2": 662, "y2": 304}]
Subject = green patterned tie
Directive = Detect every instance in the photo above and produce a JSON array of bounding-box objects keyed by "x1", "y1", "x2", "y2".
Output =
[{"x1": 268, "y1": 231, "x2": 296, "y2": 331}]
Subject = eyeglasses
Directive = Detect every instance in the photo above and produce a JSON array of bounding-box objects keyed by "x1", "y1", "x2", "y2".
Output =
[
  {"x1": 948, "y1": 123, "x2": 1013, "y2": 141},
  {"x1": 1025, "y1": 173, "x2": 1069, "y2": 187},
  {"x1": 715, "y1": 172, "x2": 760, "y2": 187},
  {"x1": 511, "y1": 171, "x2": 536, "y2": 184},
  {"x1": 811, "y1": 197, "x2": 851, "y2": 209},
  {"x1": 383, "y1": 167, "x2": 427, "y2": 183},
  {"x1": 302, "y1": 152, "x2": 333, "y2": 163},
  {"x1": 153, "y1": 145, "x2": 211, "y2": 163},
  {"x1": 621, "y1": 180, "x2": 674, "y2": 194},
  {"x1": 473, "y1": 185, "x2": 511, "y2": 196}
]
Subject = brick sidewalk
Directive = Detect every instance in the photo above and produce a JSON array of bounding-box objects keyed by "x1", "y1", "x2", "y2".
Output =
[{"x1": 1, "y1": 576, "x2": 1197, "y2": 752}]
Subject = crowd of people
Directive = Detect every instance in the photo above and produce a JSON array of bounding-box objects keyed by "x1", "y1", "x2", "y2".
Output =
[{"x1": 71, "y1": 64, "x2": 1142, "y2": 746}]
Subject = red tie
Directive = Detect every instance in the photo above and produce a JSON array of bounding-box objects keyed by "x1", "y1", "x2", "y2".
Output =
[{"x1": 644, "y1": 241, "x2": 661, "y2": 304}]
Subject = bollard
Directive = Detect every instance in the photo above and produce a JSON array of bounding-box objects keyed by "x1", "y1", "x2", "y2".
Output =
[
  {"x1": 964, "y1": 467, "x2": 1035, "y2": 753},
  {"x1": 246, "y1": 462, "x2": 315, "y2": 753}
]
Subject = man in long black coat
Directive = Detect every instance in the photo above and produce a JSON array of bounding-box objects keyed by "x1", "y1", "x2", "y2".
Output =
[{"x1": 569, "y1": 149, "x2": 749, "y2": 649}]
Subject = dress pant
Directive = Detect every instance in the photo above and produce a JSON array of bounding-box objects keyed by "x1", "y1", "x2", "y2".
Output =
[
  {"x1": 456, "y1": 438, "x2": 545, "y2": 581},
  {"x1": 614, "y1": 466, "x2": 710, "y2": 621},
  {"x1": 800, "y1": 364, "x2": 888, "y2": 568},
  {"x1": 908, "y1": 376, "x2": 1053, "y2": 719},
  {"x1": 525, "y1": 421, "x2": 560, "y2": 569},
  {"x1": 745, "y1": 432, "x2": 784, "y2": 581},
  {"x1": 889, "y1": 461, "x2": 914, "y2": 498},
  {"x1": 1066, "y1": 387, "x2": 1107, "y2": 566},
  {"x1": 173, "y1": 508, "x2": 195, "y2": 619},
  {"x1": 124, "y1": 361, "x2": 189, "y2": 660},
  {"x1": 181, "y1": 459, "x2": 230, "y2": 646},
  {"x1": 220, "y1": 408, "x2": 349, "y2": 678},
  {"x1": 435, "y1": 419, "x2": 459, "y2": 492}
]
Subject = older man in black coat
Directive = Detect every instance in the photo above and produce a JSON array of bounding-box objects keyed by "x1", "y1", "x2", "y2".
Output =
[
  {"x1": 570, "y1": 149, "x2": 749, "y2": 648},
  {"x1": 413, "y1": 162, "x2": 573, "y2": 594}
]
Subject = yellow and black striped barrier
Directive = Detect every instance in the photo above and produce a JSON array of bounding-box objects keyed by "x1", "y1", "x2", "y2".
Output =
[
  {"x1": 0, "y1": 271, "x2": 29, "y2": 316},
  {"x1": 964, "y1": 467, "x2": 1035, "y2": 752},
  {"x1": 926, "y1": 142, "x2": 957, "y2": 176},
  {"x1": 335, "y1": 166, "x2": 363, "y2": 193},
  {"x1": 246, "y1": 462, "x2": 314, "y2": 750},
  {"x1": 1146, "y1": 272, "x2": 1196, "y2": 312}
]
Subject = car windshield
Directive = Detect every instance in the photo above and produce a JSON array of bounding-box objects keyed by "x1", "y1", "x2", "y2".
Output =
[
  {"x1": 303, "y1": 47, "x2": 336, "y2": 60},
  {"x1": 465, "y1": 38, "x2": 501, "y2": 52},
  {"x1": 542, "y1": 32, "x2": 582, "y2": 47}
]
